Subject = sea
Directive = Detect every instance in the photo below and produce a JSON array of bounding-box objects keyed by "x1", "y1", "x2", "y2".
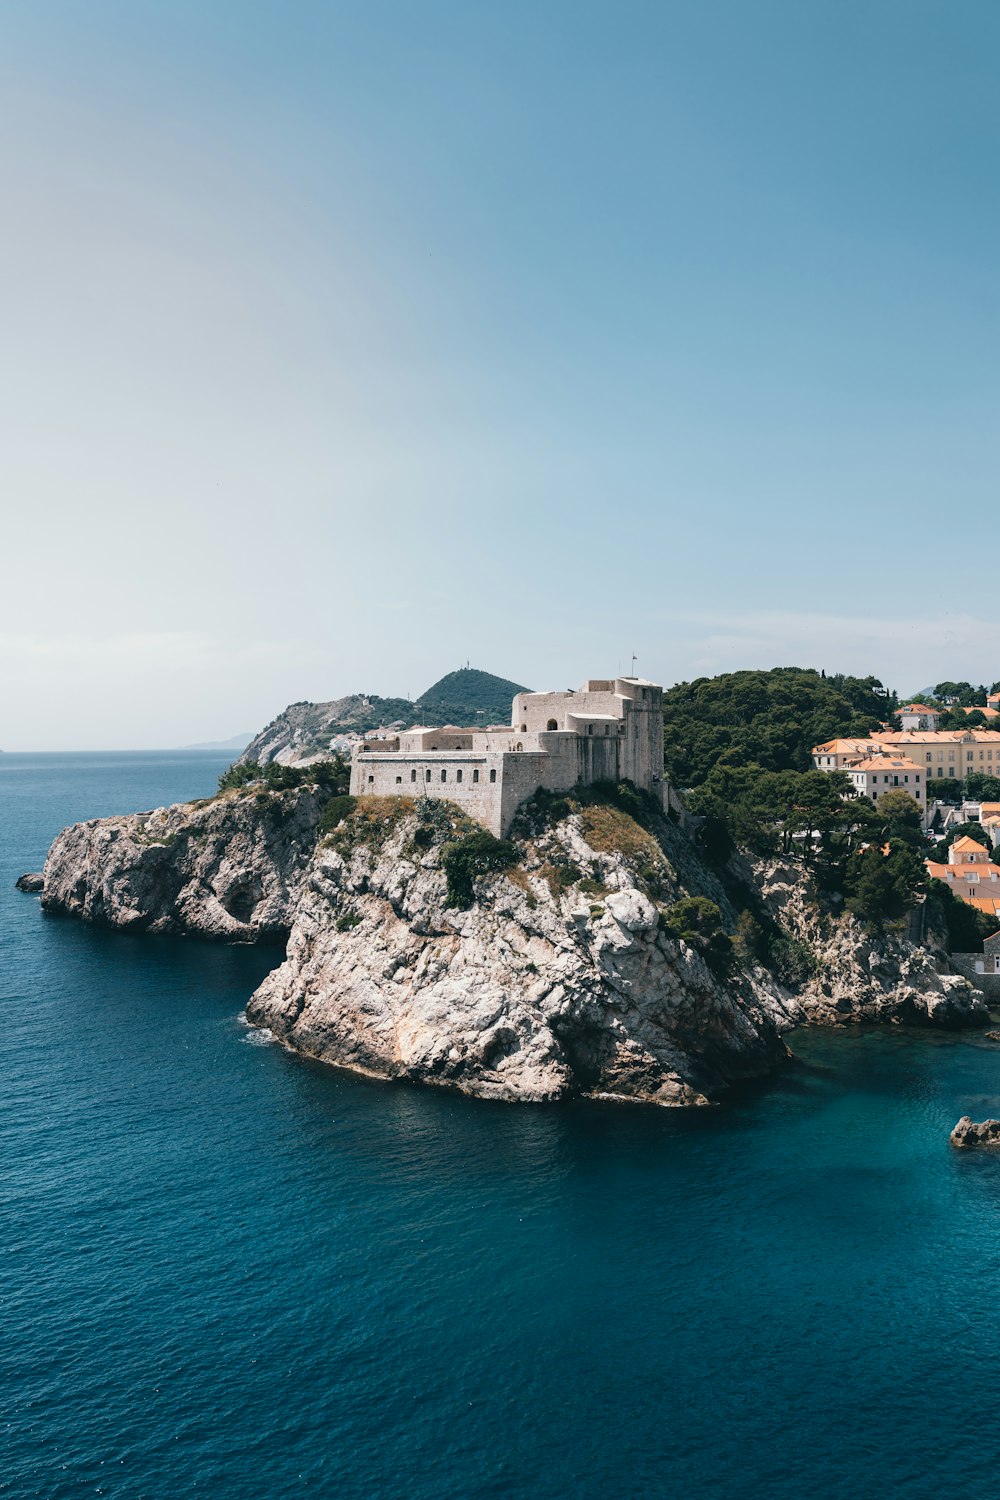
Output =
[{"x1": 4, "y1": 750, "x2": 1000, "y2": 1499}]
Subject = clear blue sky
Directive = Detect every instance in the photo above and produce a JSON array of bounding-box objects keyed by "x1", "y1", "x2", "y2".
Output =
[{"x1": 3, "y1": 1, "x2": 998, "y2": 747}]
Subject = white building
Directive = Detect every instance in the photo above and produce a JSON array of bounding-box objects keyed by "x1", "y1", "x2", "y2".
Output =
[
  {"x1": 350, "y1": 676, "x2": 665, "y2": 835},
  {"x1": 843, "y1": 755, "x2": 925, "y2": 812}
]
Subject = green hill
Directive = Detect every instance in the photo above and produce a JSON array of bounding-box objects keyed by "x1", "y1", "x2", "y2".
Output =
[{"x1": 416, "y1": 668, "x2": 529, "y2": 726}]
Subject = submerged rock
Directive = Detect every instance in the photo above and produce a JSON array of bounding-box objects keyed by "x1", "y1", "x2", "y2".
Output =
[
  {"x1": 15, "y1": 872, "x2": 44, "y2": 893},
  {"x1": 950, "y1": 1116, "x2": 1000, "y2": 1149}
]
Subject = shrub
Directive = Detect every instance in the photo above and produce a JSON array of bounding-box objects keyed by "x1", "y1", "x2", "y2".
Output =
[
  {"x1": 661, "y1": 897, "x2": 733, "y2": 974},
  {"x1": 317, "y1": 795, "x2": 357, "y2": 837},
  {"x1": 217, "y1": 754, "x2": 350, "y2": 797},
  {"x1": 442, "y1": 830, "x2": 520, "y2": 909}
]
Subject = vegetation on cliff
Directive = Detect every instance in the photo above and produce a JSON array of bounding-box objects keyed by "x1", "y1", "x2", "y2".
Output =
[{"x1": 662, "y1": 668, "x2": 895, "y2": 788}]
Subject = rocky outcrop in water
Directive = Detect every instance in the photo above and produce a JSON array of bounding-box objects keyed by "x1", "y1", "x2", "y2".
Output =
[
  {"x1": 38, "y1": 782, "x2": 991, "y2": 1107},
  {"x1": 42, "y1": 786, "x2": 331, "y2": 942},
  {"x1": 15, "y1": 872, "x2": 44, "y2": 893},
  {"x1": 246, "y1": 808, "x2": 796, "y2": 1105},
  {"x1": 950, "y1": 1116, "x2": 1000, "y2": 1148}
]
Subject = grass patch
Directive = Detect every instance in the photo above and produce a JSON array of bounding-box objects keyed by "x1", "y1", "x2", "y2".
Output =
[
  {"x1": 324, "y1": 797, "x2": 413, "y2": 854},
  {"x1": 577, "y1": 803, "x2": 663, "y2": 865}
]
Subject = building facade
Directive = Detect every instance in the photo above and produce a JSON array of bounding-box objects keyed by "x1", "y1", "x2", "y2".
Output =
[
  {"x1": 844, "y1": 755, "x2": 925, "y2": 811},
  {"x1": 925, "y1": 836, "x2": 1000, "y2": 918},
  {"x1": 897, "y1": 703, "x2": 942, "y2": 730},
  {"x1": 350, "y1": 676, "x2": 665, "y2": 835}
]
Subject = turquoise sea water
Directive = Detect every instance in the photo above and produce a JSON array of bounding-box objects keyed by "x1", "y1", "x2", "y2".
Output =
[{"x1": 4, "y1": 752, "x2": 1000, "y2": 1498}]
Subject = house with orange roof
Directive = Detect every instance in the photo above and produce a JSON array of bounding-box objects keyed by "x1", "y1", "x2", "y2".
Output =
[
  {"x1": 958, "y1": 704, "x2": 1000, "y2": 720},
  {"x1": 871, "y1": 728, "x2": 1000, "y2": 784},
  {"x1": 844, "y1": 755, "x2": 925, "y2": 812},
  {"x1": 898, "y1": 703, "x2": 942, "y2": 730},
  {"x1": 925, "y1": 836, "x2": 1000, "y2": 916},
  {"x1": 811, "y1": 737, "x2": 882, "y2": 771}
]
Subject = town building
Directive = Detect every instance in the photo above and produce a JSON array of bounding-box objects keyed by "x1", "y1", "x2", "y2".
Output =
[
  {"x1": 844, "y1": 755, "x2": 925, "y2": 811},
  {"x1": 350, "y1": 676, "x2": 665, "y2": 835},
  {"x1": 811, "y1": 738, "x2": 883, "y2": 771},
  {"x1": 873, "y1": 728, "x2": 1000, "y2": 782},
  {"x1": 897, "y1": 703, "x2": 942, "y2": 730},
  {"x1": 925, "y1": 836, "x2": 1000, "y2": 918}
]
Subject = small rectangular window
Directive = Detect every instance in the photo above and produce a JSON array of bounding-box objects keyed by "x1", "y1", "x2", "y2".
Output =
[
  {"x1": 473, "y1": 769, "x2": 480, "y2": 783},
  {"x1": 489, "y1": 769, "x2": 497, "y2": 783},
  {"x1": 368, "y1": 775, "x2": 374, "y2": 784},
  {"x1": 395, "y1": 776, "x2": 402, "y2": 784},
  {"x1": 411, "y1": 769, "x2": 417, "y2": 782},
  {"x1": 456, "y1": 769, "x2": 463, "y2": 783},
  {"x1": 441, "y1": 770, "x2": 447, "y2": 782},
  {"x1": 426, "y1": 769, "x2": 432, "y2": 782}
]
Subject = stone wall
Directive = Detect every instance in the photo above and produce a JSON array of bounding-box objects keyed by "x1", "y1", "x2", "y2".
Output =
[{"x1": 947, "y1": 953, "x2": 1000, "y2": 1000}]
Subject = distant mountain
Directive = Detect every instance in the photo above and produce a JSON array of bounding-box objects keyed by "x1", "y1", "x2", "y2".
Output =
[
  {"x1": 238, "y1": 668, "x2": 530, "y2": 767},
  {"x1": 416, "y1": 667, "x2": 529, "y2": 726},
  {"x1": 183, "y1": 733, "x2": 254, "y2": 751}
]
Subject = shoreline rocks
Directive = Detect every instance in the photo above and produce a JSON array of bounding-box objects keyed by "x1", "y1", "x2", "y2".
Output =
[
  {"x1": 15, "y1": 872, "x2": 44, "y2": 893},
  {"x1": 950, "y1": 1116, "x2": 1000, "y2": 1149}
]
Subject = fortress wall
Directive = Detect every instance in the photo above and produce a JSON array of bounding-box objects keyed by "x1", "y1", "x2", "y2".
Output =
[
  {"x1": 498, "y1": 753, "x2": 556, "y2": 832},
  {"x1": 351, "y1": 753, "x2": 507, "y2": 833}
]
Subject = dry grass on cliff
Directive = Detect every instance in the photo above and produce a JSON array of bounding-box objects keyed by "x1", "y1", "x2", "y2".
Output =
[
  {"x1": 326, "y1": 797, "x2": 415, "y2": 852},
  {"x1": 578, "y1": 805, "x2": 664, "y2": 868}
]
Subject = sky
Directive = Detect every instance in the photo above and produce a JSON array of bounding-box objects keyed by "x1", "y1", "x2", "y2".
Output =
[{"x1": 2, "y1": 0, "x2": 998, "y2": 748}]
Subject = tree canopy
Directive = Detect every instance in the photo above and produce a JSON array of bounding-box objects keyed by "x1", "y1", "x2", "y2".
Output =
[{"x1": 662, "y1": 667, "x2": 893, "y2": 789}]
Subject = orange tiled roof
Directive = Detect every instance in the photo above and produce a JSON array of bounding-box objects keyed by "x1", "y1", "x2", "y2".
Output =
[
  {"x1": 900, "y1": 703, "x2": 938, "y2": 714},
  {"x1": 968, "y1": 896, "x2": 1000, "y2": 914},
  {"x1": 952, "y1": 836, "x2": 990, "y2": 852},
  {"x1": 849, "y1": 756, "x2": 920, "y2": 771}
]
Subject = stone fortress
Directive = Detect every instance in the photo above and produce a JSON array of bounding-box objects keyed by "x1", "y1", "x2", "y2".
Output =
[{"x1": 350, "y1": 676, "x2": 665, "y2": 835}]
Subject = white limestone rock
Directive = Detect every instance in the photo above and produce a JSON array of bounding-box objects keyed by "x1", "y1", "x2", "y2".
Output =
[
  {"x1": 245, "y1": 815, "x2": 791, "y2": 1106},
  {"x1": 41, "y1": 786, "x2": 328, "y2": 942}
]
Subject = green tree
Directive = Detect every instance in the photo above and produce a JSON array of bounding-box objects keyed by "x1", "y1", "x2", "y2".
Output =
[
  {"x1": 844, "y1": 842, "x2": 925, "y2": 931},
  {"x1": 662, "y1": 667, "x2": 890, "y2": 789},
  {"x1": 662, "y1": 897, "x2": 733, "y2": 973}
]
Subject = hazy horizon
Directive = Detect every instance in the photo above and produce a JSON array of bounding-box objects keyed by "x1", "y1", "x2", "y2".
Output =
[{"x1": 4, "y1": 1, "x2": 998, "y2": 750}]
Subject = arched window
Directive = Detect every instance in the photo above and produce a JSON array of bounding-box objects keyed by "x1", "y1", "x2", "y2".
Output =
[
  {"x1": 489, "y1": 769, "x2": 497, "y2": 783},
  {"x1": 456, "y1": 769, "x2": 463, "y2": 783},
  {"x1": 546, "y1": 719, "x2": 557, "y2": 731},
  {"x1": 441, "y1": 769, "x2": 447, "y2": 782},
  {"x1": 515, "y1": 742, "x2": 523, "y2": 752},
  {"x1": 411, "y1": 769, "x2": 417, "y2": 782},
  {"x1": 473, "y1": 769, "x2": 480, "y2": 783},
  {"x1": 426, "y1": 769, "x2": 432, "y2": 782}
]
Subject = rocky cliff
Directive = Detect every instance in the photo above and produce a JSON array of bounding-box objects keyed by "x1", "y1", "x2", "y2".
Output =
[
  {"x1": 246, "y1": 804, "x2": 797, "y2": 1106},
  {"x1": 753, "y1": 857, "x2": 986, "y2": 1028},
  {"x1": 42, "y1": 785, "x2": 330, "y2": 942},
  {"x1": 36, "y1": 783, "x2": 989, "y2": 1107}
]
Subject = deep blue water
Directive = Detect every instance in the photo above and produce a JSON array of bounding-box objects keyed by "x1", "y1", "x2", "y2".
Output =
[{"x1": 4, "y1": 752, "x2": 1000, "y2": 1498}]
